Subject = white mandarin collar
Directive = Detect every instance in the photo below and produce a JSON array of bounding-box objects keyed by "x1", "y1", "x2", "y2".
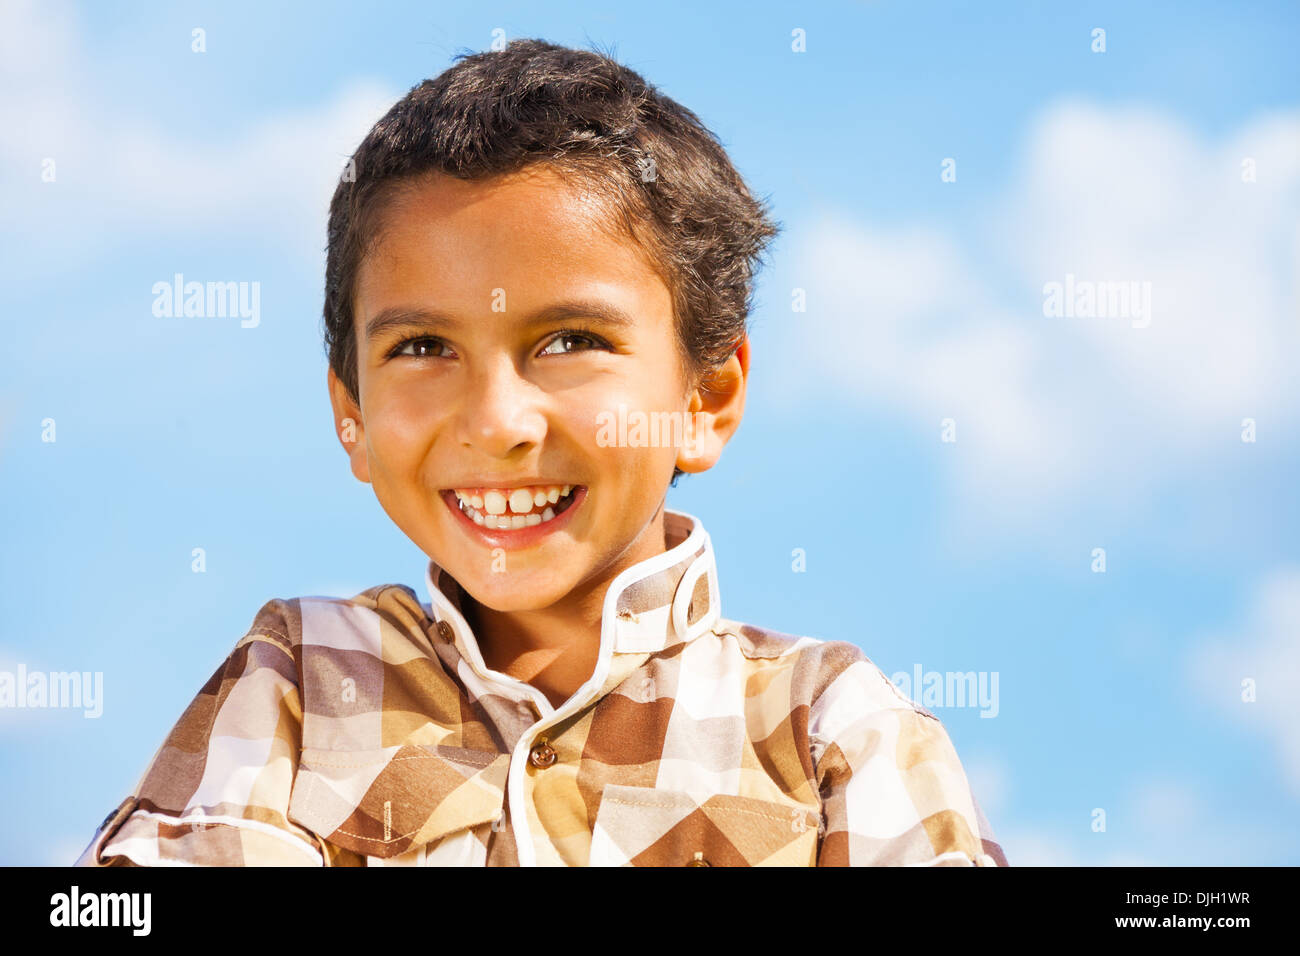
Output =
[{"x1": 422, "y1": 507, "x2": 721, "y2": 691}]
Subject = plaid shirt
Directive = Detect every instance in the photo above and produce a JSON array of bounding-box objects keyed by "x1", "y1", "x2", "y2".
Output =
[{"x1": 76, "y1": 508, "x2": 1007, "y2": 867}]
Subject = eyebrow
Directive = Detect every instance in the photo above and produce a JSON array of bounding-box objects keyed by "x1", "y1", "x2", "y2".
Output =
[{"x1": 364, "y1": 299, "x2": 637, "y2": 341}]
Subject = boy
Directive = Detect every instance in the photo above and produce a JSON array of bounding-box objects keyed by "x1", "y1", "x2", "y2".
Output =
[{"x1": 76, "y1": 39, "x2": 1007, "y2": 867}]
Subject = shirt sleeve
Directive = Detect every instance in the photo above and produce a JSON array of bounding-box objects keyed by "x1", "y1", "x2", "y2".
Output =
[
  {"x1": 74, "y1": 600, "x2": 327, "y2": 867},
  {"x1": 809, "y1": 647, "x2": 1009, "y2": 867}
]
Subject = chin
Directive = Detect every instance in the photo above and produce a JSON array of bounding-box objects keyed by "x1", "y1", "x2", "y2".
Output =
[{"x1": 456, "y1": 568, "x2": 576, "y2": 614}]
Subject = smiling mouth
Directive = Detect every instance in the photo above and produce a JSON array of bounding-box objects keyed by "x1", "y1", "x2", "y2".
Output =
[{"x1": 443, "y1": 485, "x2": 583, "y2": 530}]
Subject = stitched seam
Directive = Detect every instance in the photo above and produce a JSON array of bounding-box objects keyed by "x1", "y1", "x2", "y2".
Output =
[
  {"x1": 331, "y1": 824, "x2": 422, "y2": 844},
  {"x1": 294, "y1": 769, "x2": 435, "y2": 848},
  {"x1": 294, "y1": 753, "x2": 502, "y2": 848},
  {"x1": 330, "y1": 818, "x2": 494, "y2": 847},
  {"x1": 242, "y1": 629, "x2": 293, "y2": 653},
  {"x1": 371, "y1": 583, "x2": 416, "y2": 608}
]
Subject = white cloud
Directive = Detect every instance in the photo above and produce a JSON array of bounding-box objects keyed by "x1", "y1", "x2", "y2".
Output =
[
  {"x1": 963, "y1": 739, "x2": 1290, "y2": 865},
  {"x1": 963, "y1": 753, "x2": 1010, "y2": 817},
  {"x1": 997, "y1": 827, "x2": 1167, "y2": 866},
  {"x1": 997, "y1": 772, "x2": 1292, "y2": 866},
  {"x1": 996, "y1": 821, "x2": 1160, "y2": 867},
  {"x1": 1119, "y1": 775, "x2": 1289, "y2": 865},
  {"x1": 996, "y1": 826, "x2": 1087, "y2": 867},
  {"x1": 1188, "y1": 566, "x2": 1300, "y2": 797},
  {"x1": 777, "y1": 99, "x2": 1300, "y2": 523},
  {"x1": 1129, "y1": 777, "x2": 1212, "y2": 834},
  {"x1": 1, "y1": 0, "x2": 399, "y2": 263},
  {"x1": 1002, "y1": 100, "x2": 1300, "y2": 425}
]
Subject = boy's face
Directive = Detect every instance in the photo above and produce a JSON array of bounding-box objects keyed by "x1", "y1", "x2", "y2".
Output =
[{"x1": 328, "y1": 166, "x2": 746, "y2": 614}]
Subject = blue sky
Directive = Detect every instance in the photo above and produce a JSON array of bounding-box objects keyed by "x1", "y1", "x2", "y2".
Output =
[{"x1": 2, "y1": 0, "x2": 1297, "y2": 866}]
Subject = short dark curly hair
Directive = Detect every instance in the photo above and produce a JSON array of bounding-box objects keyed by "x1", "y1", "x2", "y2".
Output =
[{"x1": 323, "y1": 38, "x2": 781, "y2": 484}]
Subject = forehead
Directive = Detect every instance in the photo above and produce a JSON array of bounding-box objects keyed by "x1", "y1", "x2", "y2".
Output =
[{"x1": 354, "y1": 167, "x2": 666, "y2": 318}]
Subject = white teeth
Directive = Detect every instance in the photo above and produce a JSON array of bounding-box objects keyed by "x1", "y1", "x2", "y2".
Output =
[
  {"x1": 454, "y1": 485, "x2": 574, "y2": 511},
  {"x1": 455, "y1": 485, "x2": 575, "y2": 515},
  {"x1": 453, "y1": 490, "x2": 572, "y2": 529}
]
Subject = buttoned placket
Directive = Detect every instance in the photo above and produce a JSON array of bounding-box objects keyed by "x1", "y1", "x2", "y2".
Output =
[{"x1": 423, "y1": 510, "x2": 720, "y2": 867}]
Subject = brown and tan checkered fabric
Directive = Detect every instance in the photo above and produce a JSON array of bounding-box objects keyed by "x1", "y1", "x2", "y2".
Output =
[{"x1": 76, "y1": 509, "x2": 1007, "y2": 867}]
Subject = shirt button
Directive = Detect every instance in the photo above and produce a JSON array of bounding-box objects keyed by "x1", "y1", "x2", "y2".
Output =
[
  {"x1": 436, "y1": 620, "x2": 453, "y2": 641},
  {"x1": 686, "y1": 852, "x2": 710, "y2": 866},
  {"x1": 528, "y1": 741, "x2": 557, "y2": 769}
]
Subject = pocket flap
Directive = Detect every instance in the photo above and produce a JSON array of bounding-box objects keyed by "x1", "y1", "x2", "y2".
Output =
[
  {"x1": 589, "y1": 784, "x2": 819, "y2": 866},
  {"x1": 288, "y1": 744, "x2": 509, "y2": 859}
]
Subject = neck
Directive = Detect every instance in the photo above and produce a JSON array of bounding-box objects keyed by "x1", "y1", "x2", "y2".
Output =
[{"x1": 465, "y1": 503, "x2": 669, "y2": 709}]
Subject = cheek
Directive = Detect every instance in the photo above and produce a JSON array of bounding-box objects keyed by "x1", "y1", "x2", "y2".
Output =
[
  {"x1": 568, "y1": 378, "x2": 686, "y2": 474},
  {"x1": 573, "y1": 357, "x2": 684, "y2": 420},
  {"x1": 560, "y1": 391, "x2": 609, "y2": 453},
  {"x1": 363, "y1": 383, "x2": 441, "y2": 474}
]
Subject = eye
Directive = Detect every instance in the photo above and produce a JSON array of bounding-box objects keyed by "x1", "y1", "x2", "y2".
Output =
[
  {"x1": 538, "y1": 329, "x2": 610, "y2": 357},
  {"x1": 389, "y1": 337, "x2": 452, "y2": 360}
]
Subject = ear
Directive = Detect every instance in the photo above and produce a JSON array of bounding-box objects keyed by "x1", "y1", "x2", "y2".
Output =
[
  {"x1": 327, "y1": 366, "x2": 371, "y2": 484},
  {"x1": 676, "y1": 335, "x2": 749, "y2": 475}
]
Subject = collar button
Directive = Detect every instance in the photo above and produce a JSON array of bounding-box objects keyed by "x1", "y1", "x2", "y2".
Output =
[{"x1": 436, "y1": 620, "x2": 453, "y2": 641}]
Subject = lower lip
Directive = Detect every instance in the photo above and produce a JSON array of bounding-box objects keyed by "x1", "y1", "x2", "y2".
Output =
[{"x1": 440, "y1": 487, "x2": 587, "y2": 548}]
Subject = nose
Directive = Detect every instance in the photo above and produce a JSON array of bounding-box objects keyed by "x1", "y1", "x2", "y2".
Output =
[{"x1": 454, "y1": 352, "x2": 547, "y2": 458}]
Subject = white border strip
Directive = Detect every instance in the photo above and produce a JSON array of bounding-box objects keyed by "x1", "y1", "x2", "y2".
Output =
[{"x1": 508, "y1": 508, "x2": 708, "y2": 866}]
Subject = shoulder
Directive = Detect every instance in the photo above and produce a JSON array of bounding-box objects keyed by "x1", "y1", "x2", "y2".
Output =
[
  {"x1": 195, "y1": 586, "x2": 434, "y2": 718},
  {"x1": 709, "y1": 617, "x2": 933, "y2": 719},
  {"x1": 237, "y1": 584, "x2": 433, "y2": 660}
]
